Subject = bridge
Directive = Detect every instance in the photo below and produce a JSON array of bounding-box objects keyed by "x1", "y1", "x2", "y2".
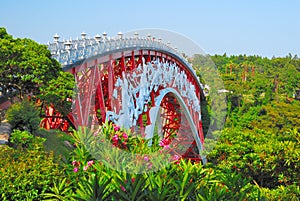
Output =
[{"x1": 46, "y1": 32, "x2": 206, "y2": 163}]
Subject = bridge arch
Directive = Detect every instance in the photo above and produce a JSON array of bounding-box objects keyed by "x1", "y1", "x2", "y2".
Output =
[{"x1": 145, "y1": 88, "x2": 206, "y2": 162}]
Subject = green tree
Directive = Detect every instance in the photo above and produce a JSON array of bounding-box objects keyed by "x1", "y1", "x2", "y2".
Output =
[
  {"x1": 0, "y1": 27, "x2": 75, "y2": 124},
  {"x1": 0, "y1": 27, "x2": 61, "y2": 100},
  {"x1": 39, "y1": 71, "x2": 75, "y2": 116}
]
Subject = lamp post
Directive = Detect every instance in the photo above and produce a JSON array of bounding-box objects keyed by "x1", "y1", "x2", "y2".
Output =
[
  {"x1": 81, "y1": 32, "x2": 87, "y2": 40},
  {"x1": 95, "y1": 34, "x2": 101, "y2": 43},
  {"x1": 117, "y1": 32, "x2": 123, "y2": 40},
  {"x1": 53, "y1": 33, "x2": 60, "y2": 43},
  {"x1": 102, "y1": 32, "x2": 107, "y2": 41},
  {"x1": 134, "y1": 32, "x2": 139, "y2": 39}
]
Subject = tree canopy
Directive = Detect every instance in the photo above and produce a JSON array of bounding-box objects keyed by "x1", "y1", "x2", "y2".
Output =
[
  {"x1": 0, "y1": 27, "x2": 75, "y2": 119},
  {"x1": 0, "y1": 27, "x2": 68, "y2": 100}
]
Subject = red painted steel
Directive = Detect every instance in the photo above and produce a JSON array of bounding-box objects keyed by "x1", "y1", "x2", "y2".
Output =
[{"x1": 41, "y1": 49, "x2": 204, "y2": 161}]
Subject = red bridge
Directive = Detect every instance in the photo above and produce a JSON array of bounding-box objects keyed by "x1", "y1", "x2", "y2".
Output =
[{"x1": 45, "y1": 32, "x2": 207, "y2": 163}]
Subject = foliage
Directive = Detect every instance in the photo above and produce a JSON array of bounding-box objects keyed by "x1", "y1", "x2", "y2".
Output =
[
  {"x1": 252, "y1": 101, "x2": 300, "y2": 133},
  {"x1": 9, "y1": 129, "x2": 46, "y2": 150},
  {"x1": 5, "y1": 99, "x2": 40, "y2": 133},
  {"x1": 74, "y1": 174, "x2": 112, "y2": 201},
  {"x1": 194, "y1": 53, "x2": 300, "y2": 200},
  {"x1": 9, "y1": 129, "x2": 34, "y2": 146},
  {"x1": 209, "y1": 53, "x2": 300, "y2": 100},
  {"x1": 37, "y1": 129, "x2": 75, "y2": 162},
  {"x1": 0, "y1": 143, "x2": 64, "y2": 200},
  {"x1": 70, "y1": 122, "x2": 173, "y2": 173},
  {"x1": 0, "y1": 27, "x2": 61, "y2": 100},
  {"x1": 39, "y1": 70, "x2": 75, "y2": 116},
  {"x1": 259, "y1": 184, "x2": 300, "y2": 201},
  {"x1": 43, "y1": 178, "x2": 74, "y2": 201},
  {"x1": 208, "y1": 128, "x2": 300, "y2": 189},
  {"x1": 43, "y1": 126, "x2": 259, "y2": 200},
  {"x1": 0, "y1": 27, "x2": 75, "y2": 122}
]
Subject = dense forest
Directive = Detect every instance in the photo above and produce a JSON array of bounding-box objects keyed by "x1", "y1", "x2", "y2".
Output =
[
  {"x1": 208, "y1": 53, "x2": 300, "y2": 134},
  {"x1": 193, "y1": 53, "x2": 300, "y2": 198},
  {"x1": 0, "y1": 27, "x2": 299, "y2": 200}
]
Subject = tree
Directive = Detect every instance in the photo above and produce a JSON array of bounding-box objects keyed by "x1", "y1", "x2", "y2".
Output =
[
  {"x1": 0, "y1": 27, "x2": 61, "y2": 100},
  {"x1": 1, "y1": 27, "x2": 75, "y2": 129},
  {"x1": 39, "y1": 71, "x2": 75, "y2": 116}
]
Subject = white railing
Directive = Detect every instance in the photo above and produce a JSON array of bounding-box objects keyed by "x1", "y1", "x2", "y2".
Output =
[
  {"x1": 47, "y1": 33, "x2": 202, "y2": 88},
  {"x1": 48, "y1": 34, "x2": 185, "y2": 65}
]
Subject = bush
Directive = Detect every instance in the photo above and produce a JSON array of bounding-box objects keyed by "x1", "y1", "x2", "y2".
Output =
[
  {"x1": 0, "y1": 128, "x2": 65, "y2": 200},
  {"x1": 259, "y1": 184, "x2": 300, "y2": 201},
  {"x1": 10, "y1": 129, "x2": 34, "y2": 148},
  {"x1": 209, "y1": 127, "x2": 300, "y2": 188},
  {"x1": 10, "y1": 129, "x2": 45, "y2": 150},
  {"x1": 0, "y1": 145, "x2": 64, "y2": 200},
  {"x1": 5, "y1": 99, "x2": 40, "y2": 133}
]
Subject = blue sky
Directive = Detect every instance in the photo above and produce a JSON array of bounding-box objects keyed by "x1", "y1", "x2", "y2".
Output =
[{"x1": 0, "y1": 0, "x2": 299, "y2": 57}]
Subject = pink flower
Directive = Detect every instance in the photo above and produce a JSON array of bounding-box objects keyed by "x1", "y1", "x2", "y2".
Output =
[
  {"x1": 143, "y1": 156, "x2": 149, "y2": 161},
  {"x1": 164, "y1": 144, "x2": 170, "y2": 150},
  {"x1": 112, "y1": 134, "x2": 119, "y2": 142},
  {"x1": 83, "y1": 166, "x2": 88, "y2": 171},
  {"x1": 122, "y1": 132, "x2": 128, "y2": 140},
  {"x1": 72, "y1": 160, "x2": 80, "y2": 167},
  {"x1": 114, "y1": 125, "x2": 120, "y2": 131},
  {"x1": 112, "y1": 134, "x2": 119, "y2": 147},
  {"x1": 87, "y1": 160, "x2": 94, "y2": 167},
  {"x1": 159, "y1": 139, "x2": 170, "y2": 149},
  {"x1": 73, "y1": 167, "x2": 79, "y2": 173},
  {"x1": 120, "y1": 185, "x2": 126, "y2": 192},
  {"x1": 131, "y1": 178, "x2": 135, "y2": 183}
]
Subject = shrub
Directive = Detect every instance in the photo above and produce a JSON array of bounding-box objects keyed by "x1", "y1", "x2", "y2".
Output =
[
  {"x1": 259, "y1": 184, "x2": 300, "y2": 201},
  {"x1": 5, "y1": 99, "x2": 40, "y2": 133},
  {"x1": 209, "y1": 128, "x2": 300, "y2": 187},
  {"x1": 9, "y1": 129, "x2": 45, "y2": 150},
  {"x1": 0, "y1": 146, "x2": 64, "y2": 200},
  {"x1": 10, "y1": 129, "x2": 33, "y2": 145}
]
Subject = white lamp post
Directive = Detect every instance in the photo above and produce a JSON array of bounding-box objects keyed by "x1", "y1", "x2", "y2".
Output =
[
  {"x1": 53, "y1": 33, "x2": 60, "y2": 42},
  {"x1": 81, "y1": 32, "x2": 87, "y2": 40},
  {"x1": 95, "y1": 34, "x2": 101, "y2": 42},
  {"x1": 117, "y1": 31, "x2": 123, "y2": 40}
]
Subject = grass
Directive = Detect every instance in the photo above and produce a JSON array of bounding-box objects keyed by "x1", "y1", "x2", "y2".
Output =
[{"x1": 36, "y1": 129, "x2": 74, "y2": 162}]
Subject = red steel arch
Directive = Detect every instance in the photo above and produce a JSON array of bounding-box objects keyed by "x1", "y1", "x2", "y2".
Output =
[{"x1": 64, "y1": 49, "x2": 204, "y2": 161}]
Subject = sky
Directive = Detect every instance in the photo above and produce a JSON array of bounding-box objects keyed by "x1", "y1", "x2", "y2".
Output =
[{"x1": 0, "y1": 0, "x2": 299, "y2": 58}]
